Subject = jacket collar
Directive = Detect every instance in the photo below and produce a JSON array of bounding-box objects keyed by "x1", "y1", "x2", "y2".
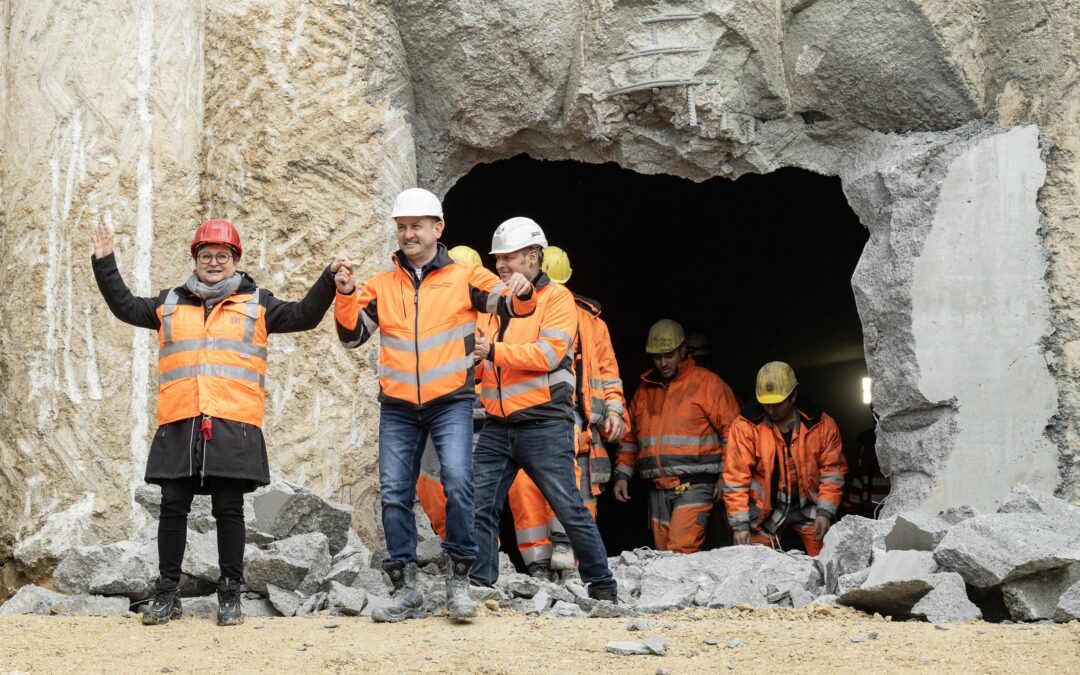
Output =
[
  {"x1": 641, "y1": 355, "x2": 697, "y2": 386},
  {"x1": 392, "y1": 242, "x2": 453, "y2": 276},
  {"x1": 176, "y1": 271, "x2": 258, "y2": 301},
  {"x1": 572, "y1": 291, "x2": 602, "y2": 316},
  {"x1": 740, "y1": 395, "x2": 824, "y2": 431}
]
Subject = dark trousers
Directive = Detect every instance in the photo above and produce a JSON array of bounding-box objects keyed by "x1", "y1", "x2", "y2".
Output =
[{"x1": 157, "y1": 478, "x2": 246, "y2": 589}]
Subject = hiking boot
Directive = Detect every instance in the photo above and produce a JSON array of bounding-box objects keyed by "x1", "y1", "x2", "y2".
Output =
[
  {"x1": 550, "y1": 543, "x2": 575, "y2": 571},
  {"x1": 142, "y1": 581, "x2": 182, "y2": 625},
  {"x1": 527, "y1": 563, "x2": 553, "y2": 582},
  {"x1": 371, "y1": 560, "x2": 425, "y2": 623},
  {"x1": 588, "y1": 583, "x2": 618, "y2": 603},
  {"x1": 216, "y1": 578, "x2": 244, "y2": 626},
  {"x1": 444, "y1": 553, "x2": 477, "y2": 622}
]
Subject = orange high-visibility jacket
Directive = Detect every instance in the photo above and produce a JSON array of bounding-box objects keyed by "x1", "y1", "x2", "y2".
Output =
[
  {"x1": 335, "y1": 244, "x2": 535, "y2": 409},
  {"x1": 723, "y1": 399, "x2": 847, "y2": 531},
  {"x1": 478, "y1": 274, "x2": 577, "y2": 422},
  {"x1": 615, "y1": 357, "x2": 739, "y2": 487},
  {"x1": 156, "y1": 289, "x2": 268, "y2": 427},
  {"x1": 571, "y1": 293, "x2": 624, "y2": 483}
]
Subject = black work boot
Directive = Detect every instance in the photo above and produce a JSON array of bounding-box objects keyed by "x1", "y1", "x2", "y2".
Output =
[
  {"x1": 444, "y1": 553, "x2": 477, "y2": 622},
  {"x1": 527, "y1": 563, "x2": 553, "y2": 582},
  {"x1": 371, "y1": 560, "x2": 425, "y2": 623},
  {"x1": 142, "y1": 579, "x2": 183, "y2": 625},
  {"x1": 216, "y1": 578, "x2": 243, "y2": 626},
  {"x1": 588, "y1": 583, "x2": 618, "y2": 603}
]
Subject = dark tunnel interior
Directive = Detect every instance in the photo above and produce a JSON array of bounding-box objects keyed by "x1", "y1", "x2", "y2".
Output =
[{"x1": 441, "y1": 154, "x2": 873, "y2": 556}]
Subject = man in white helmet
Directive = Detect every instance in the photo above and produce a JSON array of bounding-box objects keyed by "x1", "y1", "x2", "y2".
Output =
[
  {"x1": 334, "y1": 189, "x2": 536, "y2": 623},
  {"x1": 470, "y1": 217, "x2": 618, "y2": 601}
]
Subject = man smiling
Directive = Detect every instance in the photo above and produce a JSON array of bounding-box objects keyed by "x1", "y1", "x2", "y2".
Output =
[{"x1": 334, "y1": 189, "x2": 535, "y2": 623}]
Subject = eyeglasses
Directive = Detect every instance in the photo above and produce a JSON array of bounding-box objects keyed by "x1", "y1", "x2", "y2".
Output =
[{"x1": 197, "y1": 252, "x2": 234, "y2": 265}]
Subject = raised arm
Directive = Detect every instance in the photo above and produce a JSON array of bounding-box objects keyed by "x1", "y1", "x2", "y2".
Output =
[{"x1": 90, "y1": 222, "x2": 160, "y2": 330}]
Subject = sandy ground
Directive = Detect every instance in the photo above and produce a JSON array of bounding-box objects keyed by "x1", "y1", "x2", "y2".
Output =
[{"x1": 0, "y1": 603, "x2": 1077, "y2": 674}]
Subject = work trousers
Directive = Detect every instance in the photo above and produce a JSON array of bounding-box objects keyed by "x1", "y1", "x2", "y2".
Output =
[
  {"x1": 747, "y1": 520, "x2": 823, "y2": 556},
  {"x1": 648, "y1": 482, "x2": 715, "y2": 554},
  {"x1": 157, "y1": 477, "x2": 246, "y2": 589}
]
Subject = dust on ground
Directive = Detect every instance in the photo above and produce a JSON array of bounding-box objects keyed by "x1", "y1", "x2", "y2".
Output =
[{"x1": 1, "y1": 603, "x2": 1076, "y2": 674}]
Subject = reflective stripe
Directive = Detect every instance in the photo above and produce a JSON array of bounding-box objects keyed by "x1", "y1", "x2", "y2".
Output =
[
  {"x1": 539, "y1": 328, "x2": 573, "y2": 345},
  {"x1": 159, "y1": 338, "x2": 269, "y2": 360},
  {"x1": 602, "y1": 378, "x2": 623, "y2": 390},
  {"x1": 515, "y1": 524, "x2": 550, "y2": 542},
  {"x1": 360, "y1": 310, "x2": 379, "y2": 335},
  {"x1": 480, "y1": 386, "x2": 499, "y2": 401},
  {"x1": 520, "y1": 546, "x2": 551, "y2": 566},
  {"x1": 638, "y1": 463, "x2": 722, "y2": 478},
  {"x1": 639, "y1": 434, "x2": 722, "y2": 448},
  {"x1": 384, "y1": 322, "x2": 476, "y2": 354},
  {"x1": 750, "y1": 480, "x2": 765, "y2": 496},
  {"x1": 497, "y1": 374, "x2": 551, "y2": 400},
  {"x1": 605, "y1": 401, "x2": 625, "y2": 415},
  {"x1": 588, "y1": 378, "x2": 604, "y2": 389},
  {"x1": 486, "y1": 284, "x2": 507, "y2": 313},
  {"x1": 724, "y1": 483, "x2": 750, "y2": 492},
  {"x1": 159, "y1": 364, "x2": 266, "y2": 387},
  {"x1": 381, "y1": 355, "x2": 473, "y2": 387},
  {"x1": 729, "y1": 511, "x2": 750, "y2": 524},
  {"x1": 617, "y1": 443, "x2": 638, "y2": 455},
  {"x1": 242, "y1": 290, "x2": 260, "y2": 342},
  {"x1": 537, "y1": 340, "x2": 559, "y2": 369},
  {"x1": 550, "y1": 369, "x2": 575, "y2": 388},
  {"x1": 820, "y1": 474, "x2": 845, "y2": 486},
  {"x1": 161, "y1": 290, "x2": 180, "y2": 344}
]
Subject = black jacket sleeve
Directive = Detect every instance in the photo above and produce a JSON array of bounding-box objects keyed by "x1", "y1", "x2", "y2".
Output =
[
  {"x1": 263, "y1": 266, "x2": 337, "y2": 334},
  {"x1": 91, "y1": 253, "x2": 161, "y2": 330}
]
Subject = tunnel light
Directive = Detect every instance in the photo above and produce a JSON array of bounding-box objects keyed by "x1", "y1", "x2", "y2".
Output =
[{"x1": 862, "y1": 377, "x2": 872, "y2": 405}]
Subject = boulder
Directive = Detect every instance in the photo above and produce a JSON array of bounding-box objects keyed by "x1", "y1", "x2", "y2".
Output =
[
  {"x1": 244, "y1": 533, "x2": 331, "y2": 594},
  {"x1": 1054, "y1": 578, "x2": 1080, "y2": 622},
  {"x1": 53, "y1": 541, "x2": 158, "y2": 599},
  {"x1": 252, "y1": 487, "x2": 353, "y2": 556},
  {"x1": 266, "y1": 584, "x2": 303, "y2": 617},
  {"x1": 885, "y1": 514, "x2": 952, "y2": 552},
  {"x1": 51, "y1": 595, "x2": 130, "y2": 617},
  {"x1": 818, "y1": 516, "x2": 894, "y2": 593},
  {"x1": 0, "y1": 585, "x2": 67, "y2": 616},
  {"x1": 910, "y1": 572, "x2": 982, "y2": 623},
  {"x1": 327, "y1": 581, "x2": 368, "y2": 616},
  {"x1": 837, "y1": 550, "x2": 938, "y2": 616},
  {"x1": 1002, "y1": 563, "x2": 1080, "y2": 622}
]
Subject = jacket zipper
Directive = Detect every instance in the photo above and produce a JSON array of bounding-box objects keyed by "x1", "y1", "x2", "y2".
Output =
[
  {"x1": 494, "y1": 315, "x2": 509, "y2": 418},
  {"x1": 414, "y1": 284, "x2": 422, "y2": 409}
]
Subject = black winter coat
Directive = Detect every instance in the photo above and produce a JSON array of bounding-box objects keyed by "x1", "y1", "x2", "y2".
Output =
[{"x1": 92, "y1": 253, "x2": 336, "y2": 493}]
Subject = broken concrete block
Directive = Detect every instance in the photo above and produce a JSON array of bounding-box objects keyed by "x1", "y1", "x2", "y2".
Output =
[
  {"x1": 469, "y1": 586, "x2": 504, "y2": 603},
  {"x1": 504, "y1": 574, "x2": 541, "y2": 598},
  {"x1": 885, "y1": 514, "x2": 952, "y2": 552},
  {"x1": 267, "y1": 584, "x2": 303, "y2": 617},
  {"x1": 836, "y1": 569, "x2": 871, "y2": 596},
  {"x1": 350, "y1": 567, "x2": 391, "y2": 597},
  {"x1": 182, "y1": 595, "x2": 220, "y2": 620},
  {"x1": 635, "y1": 582, "x2": 698, "y2": 614},
  {"x1": 322, "y1": 547, "x2": 371, "y2": 590},
  {"x1": 818, "y1": 516, "x2": 895, "y2": 593},
  {"x1": 934, "y1": 512, "x2": 1080, "y2": 588},
  {"x1": 326, "y1": 581, "x2": 368, "y2": 616},
  {"x1": 864, "y1": 550, "x2": 938, "y2": 586},
  {"x1": 296, "y1": 592, "x2": 328, "y2": 616},
  {"x1": 244, "y1": 532, "x2": 332, "y2": 594},
  {"x1": 643, "y1": 635, "x2": 668, "y2": 656},
  {"x1": 910, "y1": 572, "x2": 982, "y2": 623},
  {"x1": 180, "y1": 530, "x2": 220, "y2": 583},
  {"x1": 938, "y1": 506, "x2": 979, "y2": 526},
  {"x1": 1002, "y1": 563, "x2": 1080, "y2": 622},
  {"x1": 50, "y1": 595, "x2": 130, "y2": 617},
  {"x1": 838, "y1": 549, "x2": 937, "y2": 616},
  {"x1": 243, "y1": 596, "x2": 279, "y2": 618},
  {"x1": 528, "y1": 589, "x2": 552, "y2": 614},
  {"x1": 635, "y1": 546, "x2": 822, "y2": 610},
  {"x1": 252, "y1": 488, "x2": 353, "y2": 556},
  {"x1": 1054, "y1": 578, "x2": 1080, "y2": 622},
  {"x1": 606, "y1": 641, "x2": 654, "y2": 656},
  {"x1": 695, "y1": 575, "x2": 769, "y2": 609},
  {"x1": 587, "y1": 601, "x2": 628, "y2": 618},
  {"x1": 54, "y1": 540, "x2": 158, "y2": 599},
  {"x1": 0, "y1": 585, "x2": 66, "y2": 616},
  {"x1": 998, "y1": 484, "x2": 1080, "y2": 521},
  {"x1": 551, "y1": 600, "x2": 586, "y2": 617},
  {"x1": 627, "y1": 617, "x2": 655, "y2": 631}
]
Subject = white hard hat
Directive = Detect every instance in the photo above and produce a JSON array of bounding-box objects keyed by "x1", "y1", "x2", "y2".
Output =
[
  {"x1": 391, "y1": 188, "x2": 443, "y2": 219},
  {"x1": 490, "y1": 217, "x2": 548, "y2": 255}
]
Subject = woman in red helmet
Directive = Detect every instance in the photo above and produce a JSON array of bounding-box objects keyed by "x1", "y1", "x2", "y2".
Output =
[{"x1": 90, "y1": 219, "x2": 349, "y2": 627}]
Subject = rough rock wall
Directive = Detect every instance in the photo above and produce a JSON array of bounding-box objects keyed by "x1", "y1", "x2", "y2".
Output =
[{"x1": 1, "y1": 0, "x2": 1077, "y2": 589}]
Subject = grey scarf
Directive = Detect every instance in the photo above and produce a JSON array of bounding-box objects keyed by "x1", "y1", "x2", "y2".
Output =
[{"x1": 184, "y1": 273, "x2": 242, "y2": 308}]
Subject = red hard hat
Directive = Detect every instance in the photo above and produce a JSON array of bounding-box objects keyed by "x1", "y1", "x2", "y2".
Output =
[{"x1": 191, "y1": 219, "x2": 242, "y2": 260}]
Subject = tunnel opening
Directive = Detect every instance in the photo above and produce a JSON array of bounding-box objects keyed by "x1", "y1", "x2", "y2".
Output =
[{"x1": 442, "y1": 154, "x2": 872, "y2": 557}]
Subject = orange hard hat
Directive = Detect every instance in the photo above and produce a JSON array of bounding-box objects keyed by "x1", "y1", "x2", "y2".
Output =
[{"x1": 191, "y1": 219, "x2": 242, "y2": 259}]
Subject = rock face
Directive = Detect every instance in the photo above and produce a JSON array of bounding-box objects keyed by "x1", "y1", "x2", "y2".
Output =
[{"x1": 1, "y1": 0, "x2": 1078, "y2": 591}]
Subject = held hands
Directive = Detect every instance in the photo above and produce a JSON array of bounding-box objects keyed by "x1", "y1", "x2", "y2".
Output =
[
  {"x1": 92, "y1": 221, "x2": 114, "y2": 259},
  {"x1": 473, "y1": 326, "x2": 491, "y2": 363},
  {"x1": 613, "y1": 478, "x2": 630, "y2": 502},
  {"x1": 504, "y1": 272, "x2": 532, "y2": 297},
  {"x1": 733, "y1": 530, "x2": 751, "y2": 545},
  {"x1": 600, "y1": 413, "x2": 624, "y2": 442},
  {"x1": 332, "y1": 257, "x2": 355, "y2": 294}
]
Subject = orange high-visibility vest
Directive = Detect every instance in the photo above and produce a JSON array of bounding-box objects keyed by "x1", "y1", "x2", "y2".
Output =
[
  {"x1": 571, "y1": 294, "x2": 624, "y2": 484},
  {"x1": 723, "y1": 401, "x2": 847, "y2": 531},
  {"x1": 479, "y1": 277, "x2": 577, "y2": 422},
  {"x1": 156, "y1": 289, "x2": 268, "y2": 427}
]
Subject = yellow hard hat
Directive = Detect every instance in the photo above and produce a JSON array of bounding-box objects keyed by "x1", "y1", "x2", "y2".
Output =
[
  {"x1": 756, "y1": 361, "x2": 798, "y2": 404},
  {"x1": 448, "y1": 245, "x2": 482, "y2": 265},
  {"x1": 645, "y1": 319, "x2": 686, "y2": 354},
  {"x1": 542, "y1": 245, "x2": 573, "y2": 284}
]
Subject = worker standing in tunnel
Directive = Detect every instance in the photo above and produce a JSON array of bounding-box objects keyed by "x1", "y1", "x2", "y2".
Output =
[
  {"x1": 723, "y1": 361, "x2": 848, "y2": 556},
  {"x1": 505, "y1": 245, "x2": 628, "y2": 577},
  {"x1": 470, "y1": 218, "x2": 617, "y2": 600},
  {"x1": 334, "y1": 190, "x2": 536, "y2": 623},
  {"x1": 91, "y1": 219, "x2": 343, "y2": 627},
  {"x1": 613, "y1": 320, "x2": 739, "y2": 553},
  {"x1": 414, "y1": 245, "x2": 489, "y2": 541}
]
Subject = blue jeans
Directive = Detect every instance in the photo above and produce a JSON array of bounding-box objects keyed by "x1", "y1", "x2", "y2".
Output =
[
  {"x1": 379, "y1": 399, "x2": 477, "y2": 562},
  {"x1": 471, "y1": 418, "x2": 616, "y2": 590}
]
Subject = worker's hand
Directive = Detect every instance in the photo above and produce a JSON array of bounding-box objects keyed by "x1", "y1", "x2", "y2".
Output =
[
  {"x1": 613, "y1": 478, "x2": 630, "y2": 502},
  {"x1": 92, "y1": 221, "x2": 114, "y2": 259},
  {"x1": 334, "y1": 264, "x2": 356, "y2": 294},
  {"x1": 600, "y1": 413, "x2": 624, "y2": 442},
  {"x1": 733, "y1": 530, "x2": 751, "y2": 546},
  {"x1": 813, "y1": 514, "x2": 832, "y2": 541},
  {"x1": 330, "y1": 256, "x2": 353, "y2": 274},
  {"x1": 505, "y1": 272, "x2": 532, "y2": 298},
  {"x1": 473, "y1": 326, "x2": 491, "y2": 362},
  {"x1": 713, "y1": 480, "x2": 724, "y2": 502}
]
